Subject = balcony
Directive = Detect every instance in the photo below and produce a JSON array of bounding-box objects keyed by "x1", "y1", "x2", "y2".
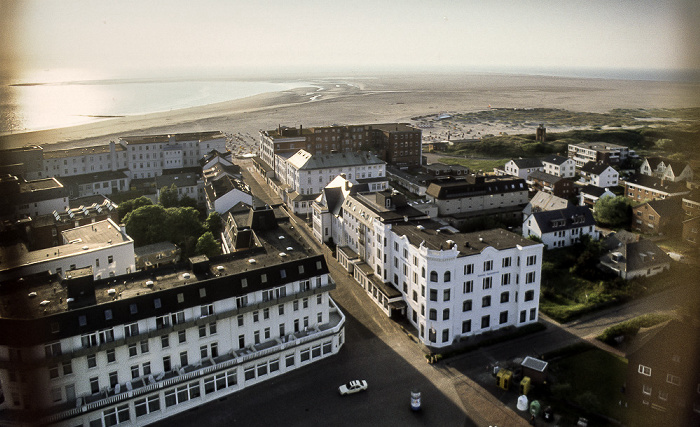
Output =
[{"x1": 42, "y1": 299, "x2": 345, "y2": 425}]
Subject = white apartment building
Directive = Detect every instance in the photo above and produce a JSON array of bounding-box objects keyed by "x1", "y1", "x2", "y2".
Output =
[
  {"x1": 0, "y1": 218, "x2": 135, "y2": 282},
  {"x1": 10, "y1": 176, "x2": 70, "y2": 219},
  {"x1": 42, "y1": 142, "x2": 129, "y2": 179},
  {"x1": 155, "y1": 173, "x2": 206, "y2": 206},
  {"x1": 541, "y1": 155, "x2": 576, "y2": 179},
  {"x1": 579, "y1": 162, "x2": 619, "y2": 188},
  {"x1": 522, "y1": 206, "x2": 599, "y2": 249},
  {"x1": 0, "y1": 208, "x2": 345, "y2": 427},
  {"x1": 503, "y1": 158, "x2": 543, "y2": 179},
  {"x1": 338, "y1": 217, "x2": 543, "y2": 348},
  {"x1": 277, "y1": 150, "x2": 387, "y2": 216},
  {"x1": 568, "y1": 142, "x2": 629, "y2": 167}
]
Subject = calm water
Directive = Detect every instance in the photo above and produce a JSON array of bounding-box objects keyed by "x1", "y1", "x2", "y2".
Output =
[{"x1": 0, "y1": 71, "x2": 308, "y2": 134}]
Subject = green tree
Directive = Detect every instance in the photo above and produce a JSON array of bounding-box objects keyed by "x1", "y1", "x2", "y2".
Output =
[
  {"x1": 593, "y1": 195, "x2": 632, "y2": 228},
  {"x1": 179, "y1": 195, "x2": 198, "y2": 208},
  {"x1": 118, "y1": 196, "x2": 153, "y2": 219},
  {"x1": 195, "y1": 232, "x2": 221, "y2": 258},
  {"x1": 159, "y1": 184, "x2": 180, "y2": 208},
  {"x1": 124, "y1": 204, "x2": 168, "y2": 246},
  {"x1": 165, "y1": 207, "x2": 204, "y2": 246},
  {"x1": 205, "y1": 212, "x2": 223, "y2": 238}
]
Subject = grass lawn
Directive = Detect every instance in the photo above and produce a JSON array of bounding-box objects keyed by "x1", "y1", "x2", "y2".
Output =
[
  {"x1": 549, "y1": 347, "x2": 628, "y2": 424},
  {"x1": 437, "y1": 156, "x2": 509, "y2": 172}
]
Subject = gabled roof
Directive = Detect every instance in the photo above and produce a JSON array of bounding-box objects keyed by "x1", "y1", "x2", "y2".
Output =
[
  {"x1": 581, "y1": 162, "x2": 615, "y2": 175},
  {"x1": 540, "y1": 155, "x2": 570, "y2": 166},
  {"x1": 510, "y1": 158, "x2": 543, "y2": 169},
  {"x1": 528, "y1": 205, "x2": 596, "y2": 234},
  {"x1": 624, "y1": 174, "x2": 689, "y2": 194},
  {"x1": 642, "y1": 197, "x2": 684, "y2": 218},
  {"x1": 643, "y1": 156, "x2": 664, "y2": 170},
  {"x1": 579, "y1": 185, "x2": 613, "y2": 197},
  {"x1": 528, "y1": 191, "x2": 570, "y2": 212},
  {"x1": 599, "y1": 238, "x2": 671, "y2": 273},
  {"x1": 527, "y1": 170, "x2": 566, "y2": 184}
]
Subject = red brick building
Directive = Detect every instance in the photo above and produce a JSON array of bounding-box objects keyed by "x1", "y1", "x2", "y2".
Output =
[{"x1": 632, "y1": 198, "x2": 684, "y2": 236}]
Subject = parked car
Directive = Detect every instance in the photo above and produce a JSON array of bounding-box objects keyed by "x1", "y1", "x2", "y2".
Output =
[{"x1": 338, "y1": 380, "x2": 368, "y2": 395}]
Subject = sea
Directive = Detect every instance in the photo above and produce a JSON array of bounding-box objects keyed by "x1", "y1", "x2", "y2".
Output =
[
  {"x1": 0, "y1": 68, "x2": 310, "y2": 135},
  {"x1": 2, "y1": 66, "x2": 697, "y2": 136}
]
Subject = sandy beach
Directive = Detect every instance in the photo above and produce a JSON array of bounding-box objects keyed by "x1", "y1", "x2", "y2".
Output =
[{"x1": 1, "y1": 73, "x2": 699, "y2": 152}]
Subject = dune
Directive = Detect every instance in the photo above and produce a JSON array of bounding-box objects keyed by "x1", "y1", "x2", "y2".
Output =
[{"x1": 1, "y1": 73, "x2": 699, "y2": 151}]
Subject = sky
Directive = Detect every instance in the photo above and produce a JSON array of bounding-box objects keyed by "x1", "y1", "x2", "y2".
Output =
[{"x1": 2, "y1": 0, "x2": 699, "y2": 81}]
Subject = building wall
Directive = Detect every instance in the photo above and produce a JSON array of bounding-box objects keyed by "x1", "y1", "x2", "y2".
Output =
[
  {"x1": 522, "y1": 216, "x2": 598, "y2": 249},
  {"x1": 16, "y1": 196, "x2": 69, "y2": 219},
  {"x1": 0, "y1": 275, "x2": 344, "y2": 426},
  {"x1": 430, "y1": 191, "x2": 529, "y2": 217},
  {"x1": 542, "y1": 159, "x2": 576, "y2": 178}
]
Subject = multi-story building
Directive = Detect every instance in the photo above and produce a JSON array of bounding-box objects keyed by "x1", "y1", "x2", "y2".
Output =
[
  {"x1": 502, "y1": 158, "x2": 543, "y2": 179},
  {"x1": 258, "y1": 123, "x2": 422, "y2": 175},
  {"x1": 0, "y1": 146, "x2": 45, "y2": 180},
  {"x1": 425, "y1": 175, "x2": 528, "y2": 228},
  {"x1": 155, "y1": 173, "x2": 205, "y2": 206},
  {"x1": 204, "y1": 175, "x2": 253, "y2": 215},
  {"x1": 526, "y1": 171, "x2": 575, "y2": 199},
  {"x1": 631, "y1": 198, "x2": 684, "y2": 236},
  {"x1": 120, "y1": 132, "x2": 227, "y2": 180},
  {"x1": 623, "y1": 174, "x2": 690, "y2": 203},
  {"x1": 599, "y1": 234, "x2": 671, "y2": 279},
  {"x1": 279, "y1": 150, "x2": 387, "y2": 216},
  {"x1": 579, "y1": 162, "x2": 619, "y2": 188},
  {"x1": 640, "y1": 157, "x2": 693, "y2": 183},
  {"x1": 0, "y1": 218, "x2": 135, "y2": 282},
  {"x1": 58, "y1": 171, "x2": 131, "y2": 199},
  {"x1": 42, "y1": 142, "x2": 129, "y2": 179},
  {"x1": 541, "y1": 155, "x2": 576, "y2": 178},
  {"x1": 568, "y1": 142, "x2": 629, "y2": 167},
  {"x1": 2, "y1": 175, "x2": 70, "y2": 220},
  {"x1": 625, "y1": 319, "x2": 700, "y2": 427},
  {"x1": 0, "y1": 206, "x2": 345, "y2": 427},
  {"x1": 522, "y1": 205, "x2": 598, "y2": 249}
]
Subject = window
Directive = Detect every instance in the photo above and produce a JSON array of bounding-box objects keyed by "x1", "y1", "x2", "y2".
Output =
[
  {"x1": 481, "y1": 316, "x2": 490, "y2": 329},
  {"x1": 142, "y1": 362, "x2": 151, "y2": 376},
  {"x1": 482, "y1": 277, "x2": 492, "y2": 290},
  {"x1": 442, "y1": 309, "x2": 450, "y2": 320},
  {"x1": 135, "y1": 395, "x2": 160, "y2": 418},
  {"x1": 201, "y1": 304, "x2": 214, "y2": 317},
  {"x1": 62, "y1": 360, "x2": 73, "y2": 375},
  {"x1": 462, "y1": 320, "x2": 472, "y2": 334},
  {"x1": 520, "y1": 310, "x2": 527, "y2": 323},
  {"x1": 526, "y1": 255, "x2": 537, "y2": 266},
  {"x1": 140, "y1": 340, "x2": 149, "y2": 353},
  {"x1": 178, "y1": 330, "x2": 186, "y2": 344},
  {"x1": 253, "y1": 311, "x2": 259, "y2": 322},
  {"x1": 524, "y1": 290, "x2": 535, "y2": 302},
  {"x1": 442, "y1": 329, "x2": 449, "y2": 343},
  {"x1": 128, "y1": 344, "x2": 138, "y2": 357},
  {"x1": 443, "y1": 289, "x2": 451, "y2": 302},
  {"x1": 125, "y1": 323, "x2": 139, "y2": 338},
  {"x1": 87, "y1": 354, "x2": 97, "y2": 368},
  {"x1": 286, "y1": 354, "x2": 295, "y2": 367},
  {"x1": 429, "y1": 309, "x2": 437, "y2": 321},
  {"x1": 444, "y1": 271, "x2": 451, "y2": 282},
  {"x1": 484, "y1": 260, "x2": 493, "y2": 271},
  {"x1": 463, "y1": 299, "x2": 473, "y2": 312},
  {"x1": 109, "y1": 371, "x2": 118, "y2": 388},
  {"x1": 526, "y1": 272, "x2": 536, "y2": 284},
  {"x1": 502, "y1": 257, "x2": 511, "y2": 268},
  {"x1": 279, "y1": 304, "x2": 285, "y2": 315},
  {"x1": 667, "y1": 374, "x2": 681, "y2": 386},
  {"x1": 429, "y1": 289, "x2": 437, "y2": 301},
  {"x1": 530, "y1": 308, "x2": 536, "y2": 320},
  {"x1": 642, "y1": 384, "x2": 652, "y2": 395},
  {"x1": 237, "y1": 315, "x2": 244, "y2": 327},
  {"x1": 463, "y1": 281, "x2": 473, "y2": 293},
  {"x1": 161, "y1": 335, "x2": 170, "y2": 349},
  {"x1": 465, "y1": 264, "x2": 474, "y2": 275},
  {"x1": 293, "y1": 300, "x2": 299, "y2": 311},
  {"x1": 44, "y1": 342, "x2": 62, "y2": 358},
  {"x1": 482, "y1": 296, "x2": 491, "y2": 308},
  {"x1": 429, "y1": 271, "x2": 438, "y2": 282},
  {"x1": 500, "y1": 292, "x2": 509, "y2": 303},
  {"x1": 501, "y1": 273, "x2": 511, "y2": 286},
  {"x1": 658, "y1": 390, "x2": 668, "y2": 401},
  {"x1": 180, "y1": 351, "x2": 188, "y2": 367},
  {"x1": 131, "y1": 365, "x2": 140, "y2": 380},
  {"x1": 499, "y1": 311, "x2": 508, "y2": 324}
]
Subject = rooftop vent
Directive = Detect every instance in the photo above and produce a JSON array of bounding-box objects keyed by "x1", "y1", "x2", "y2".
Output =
[
  {"x1": 416, "y1": 225, "x2": 425, "y2": 231},
  {"x1": 248, "y1": 259, "x2": 257, "y2": 264},
  {"x1": 479, "y1": 237, "x2": 484, "y2": 242},
  {"x1": 446, "y1": 240, "x2": 455, "y2": 248},
  {"x1": 286, "y1": 246, "x2": 294, "y2": 251},
  {"x1": 216, "y1": 265, "x2": 224, "y2": 271},
  {"x1": 82, "y1": 246, "x2": 89, "y2": 250},
  {"x1": 107, "y1": 289, "x2": 116, "y2": 296},
  {"x1": 28, "y1": 292, "x2": 37, "y2": 298},
  {"x1": 146, "y1": 280, "x2": 154, "y2": 287},
  {"x1": 182, "y1": 273, "x2": 191, "y2": 279},
  {"x1": 40, "y1": 300, "x2": 50, "y2": 306},
  {"x1": 278, "y1": 236, "x2": 285, "y2": 240},
  {"x1": 279, "y1": 252, "x2": 287, "y2": 257}
]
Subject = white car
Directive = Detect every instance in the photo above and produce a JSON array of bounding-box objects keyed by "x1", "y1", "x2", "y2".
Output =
[{"x1": 338, "y1": 380, "x2": 368, "y2": 395}]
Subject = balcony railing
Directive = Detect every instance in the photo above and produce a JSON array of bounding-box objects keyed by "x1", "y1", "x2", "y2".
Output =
[{"x1": 42, "y1": 299, "x2": 345, "y2": 425}]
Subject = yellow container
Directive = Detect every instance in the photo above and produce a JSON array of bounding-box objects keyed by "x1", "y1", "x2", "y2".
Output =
[{"x1": 520, "y1": 376, "x2": 532, "y2": 395}]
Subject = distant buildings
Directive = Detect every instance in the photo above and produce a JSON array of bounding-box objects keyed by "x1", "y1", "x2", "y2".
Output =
[
  {"x1": 540, "y1": 155, "x2": 576, "y2": 179},
  {"x1": 623, "y1": 174, "x2": 690, "y2": 203},
  {"x1": 579, "y1": 162, "x2": 619, "y2": 188},
  {"x1": 526, "y1": 171, "x2": 575, "y2": 199},
  {"x1": 599, "y1": 233, "x2": 671, "y2": 279},
  {"x1": 639, "y1": 157, "x2": 693, "y2": 183},
  {"x1": 567, "y1": 142, "x2": 630, "y2": 167},
  {"x1": 632, "y1": 198, "x2": 684, "y2": 236},
  {"x1": 502, "y1": 158, "x2": 543, "y2": 179},
  {"x1": 1, "y1": 175, "x2": 69, "y2": 220}
]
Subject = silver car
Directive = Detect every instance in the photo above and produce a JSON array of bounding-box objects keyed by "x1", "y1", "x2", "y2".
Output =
[{"x1": 338, "y1": 380, "x2": 368, "y2": 395}]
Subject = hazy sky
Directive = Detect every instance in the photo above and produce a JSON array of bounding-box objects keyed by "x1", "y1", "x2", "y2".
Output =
[{"x1": 2, "y1": 0, "x2": 699, "y2": 79}]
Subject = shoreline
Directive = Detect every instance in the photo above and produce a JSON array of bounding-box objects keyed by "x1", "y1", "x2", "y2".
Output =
[{"x1": 1, "y1": 73, "x2": 699, "y2": 151}]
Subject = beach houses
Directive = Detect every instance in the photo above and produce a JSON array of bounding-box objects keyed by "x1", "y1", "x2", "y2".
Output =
[
  {"x1": 541, "y1": 155, "x2": 576, "y2": 178},
  {"x1": 522, "y1": 205, "x2": 598, "y2": 249},
  {"x1": 579, "y1": 162, "x2": 619, "y2": 188},
  {"x1": 502, "y1": 158, "x2": 543, "y2": 179},
  {"x1": 640, "y1": 157, "x2": 693, "y2": 183},
  {"x1": 567, "y1": 142, "x2": 630, "y2": 167}
]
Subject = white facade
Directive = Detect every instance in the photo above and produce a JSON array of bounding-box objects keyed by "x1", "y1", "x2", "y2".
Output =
[
  {"x1": 542, "y1": 157, "x2": 576, "y2": 178},
  {"x1": 0, "y1": 219, "x2": 135, "y2": 281},
  {"x1": 586, "y1": 166, "x2": 619, "y2": 188},
  {"x1": 43, "y1": 142, "x2": 128, "y2": 179},
  {"x1": 503, "y1": 160, "x2": 543, "y2": 179},
  {"x1": 522, "y1": 210, "x2": 600, "y2": 249}
]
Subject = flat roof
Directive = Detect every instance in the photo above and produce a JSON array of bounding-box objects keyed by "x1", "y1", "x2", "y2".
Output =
[
  {"x1": 120, "y1": 131, "x2": 225, "y2": 145},
  {"x1": 391, "y1": 221, "x2": 539, "y2": 256}
]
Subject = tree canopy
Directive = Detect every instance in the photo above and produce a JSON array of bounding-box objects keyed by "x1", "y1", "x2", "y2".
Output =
[
  {"x1": 195, "y1": 232, "x2": 221, "y2": 258},
  {"x1": 118, "y1": 196, "x2": 153, "y2": 219},
  {"x1": 124, "y1": 205, "x2": 206, "y2": 257},
  {"x1": 205, "y1": 212, "x2": 223, "y2": 238},
  {"x1": 159, "y1": 184, "x2": 180, "y2": 208},
  {"x1": 593, "y1": 195, "x2": 633, "y2": 228}
]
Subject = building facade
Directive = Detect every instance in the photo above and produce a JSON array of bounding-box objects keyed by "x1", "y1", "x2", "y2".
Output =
[
  {"x1": 541, "y1": 155, "x2": 576, "y2": 179},
  {"x1": 522, "y1": 206, "x2": 599, "y2": 249},
  {"x1": 568, "y1": 142, "x2": 629, "y2": 167}
]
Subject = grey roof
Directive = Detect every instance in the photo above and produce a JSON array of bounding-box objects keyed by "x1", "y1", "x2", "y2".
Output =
[
  {"x1": 579, "y1": 185, "x2": 612, "y2": 197},
  {"x1": 511, "y1": 158, "x2": 543, "y2": 169},
  {"x1": 624, "y1": 174, "x2": 689, "y2": 194},
  {"x1": 426, "y1": 176, "x2": 526, "y2": 199},
  {"x1": 529, "y1": 191, "x2": 570, "y2": 211},
  {"x1": 424, "y1": 163, "x2": 469, "y2": 173},
  {"x1": 540, "y1": 155, "x2": 570, "y2": 166},
  {"x1": 529, "y1": 205, "x2": 596, "y2": 234},
  {"x1": 391, "y1": 221, "x2": 540, "y2": 255},
  {"x1": 643, "y1": 198, "x2": 684, "y2": 219},
  {"x1": 600, "y1": 238, "x2": 671, "y2": 274},
  {"x1": 527, "y1": 170, "x2": 566, "y2": 184},
  {"x1": 155, "y1": 172, "x2": 200, "y2": 189},
  {"x1": 287, "y1": 150, "x2": 385, "y2": 170},
  {"x1": 581, "y1": 162, "x2": 614, "y2": 175}
]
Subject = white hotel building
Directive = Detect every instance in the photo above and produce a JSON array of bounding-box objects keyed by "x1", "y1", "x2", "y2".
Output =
[
  {"x1": 326, "y1": 184, "x2": 544, "y2": 348},
  {"x1": 0, "y1": 207, "x2": 344, "y2": 427}
]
